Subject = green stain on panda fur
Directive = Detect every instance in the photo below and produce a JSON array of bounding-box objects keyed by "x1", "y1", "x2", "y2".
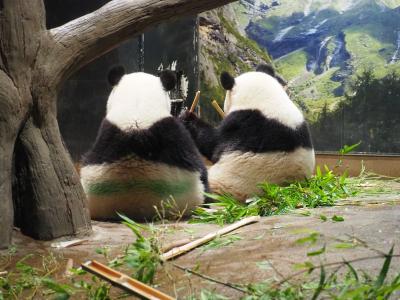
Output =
[{"x1": 87, "y1": 178, "x2": 192, "y2": 198}]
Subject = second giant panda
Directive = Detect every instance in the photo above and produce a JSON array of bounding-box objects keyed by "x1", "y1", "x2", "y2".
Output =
[
  {"x1": 180, "y1": 65, "x2": 315, "y2": 202},
  {"x1": 80, "y1": 67, "x2": 208, "y2": 220}
]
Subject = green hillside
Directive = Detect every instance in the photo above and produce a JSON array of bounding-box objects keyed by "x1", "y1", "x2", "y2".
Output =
[{"x1": 246, "y1": 0, "x2": 400, "y2": 121}]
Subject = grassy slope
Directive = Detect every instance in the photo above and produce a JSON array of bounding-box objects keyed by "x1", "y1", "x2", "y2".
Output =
[
  {"x1": 276, "y1": 49, "x2": 308, "y2": 80},
  {"x1": 345, "y1": 24, "x2": 399, "y2": 78},
  {"x1": 257, "y1": 0, "x2": 400, "y2": 122}
]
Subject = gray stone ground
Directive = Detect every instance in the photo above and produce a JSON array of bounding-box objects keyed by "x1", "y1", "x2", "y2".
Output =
[{"x1": 3, "y1": 180, "x2": 400, "y2": 298}]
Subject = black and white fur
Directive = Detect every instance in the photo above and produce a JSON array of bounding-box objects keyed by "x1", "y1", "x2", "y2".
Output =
[
  {"x1": 80, "y1": 67, "x2": 208, "y2": 220},
  {"x1": 180, "y1": 65, "x2": 314, "y2": 202}
]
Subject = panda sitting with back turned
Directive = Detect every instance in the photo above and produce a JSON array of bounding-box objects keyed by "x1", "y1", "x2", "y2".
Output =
[
  {"x1": 180, "y1": 64, "x2": 315, "y2": 202},
  {"x1": 80, "y1": 66, "x2": 208, "y2": 220}
]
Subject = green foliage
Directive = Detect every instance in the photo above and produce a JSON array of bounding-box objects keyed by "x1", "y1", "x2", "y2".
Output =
[
  {"x1": 188, "y1": 289, "x2": 229, "y2": 300},
  {"x1": 238, "y1": 246, "x2": 400, "y2": 299},
  {"x1": 339, "y1": 142, "x2": 362, "y2": 155},
  {"x1": 191, "y1": 166, "x2": 353, "y2": 225},
  {"x1": 312, "y1": 70, "x2": 400, "y2": 152},
  {"x1": 71, "y1": 276, "x2": 111, "y2": 300},
  {"x1": 332, "y1": 215, "x2": 345, "y2": 222},
  {"x1": 0, "y1": 253, "x2": 75, "y2": 300},
  {"x1": 118, "y1": 214, "x2": 161, "y2": 284},
  {"x1": 0, "y1": 215, "x2": 162, "y2": 299},
  {"x1": 295, "y1": 232, "x2": 320, "y2": 246},
  {"x1": 201, "y1": 235, "x2": 242, "y2": 253}
]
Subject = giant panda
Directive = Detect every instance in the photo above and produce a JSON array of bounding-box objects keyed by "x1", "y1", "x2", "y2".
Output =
[
  {"x1": 180, "y1": 64, "x2": 315, "y2": 202},
  {"x1": 80, "y1": 67, "x2": 208, "y2": 220}
]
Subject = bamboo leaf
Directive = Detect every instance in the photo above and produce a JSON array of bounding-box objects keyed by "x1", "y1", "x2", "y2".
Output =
[{"x1": 375, "y1": 245, "x2": 394, "y2": 288}]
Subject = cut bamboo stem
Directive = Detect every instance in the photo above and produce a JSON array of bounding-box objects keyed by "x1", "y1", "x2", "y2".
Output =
[
  {"x1": 211, "y1": 100, "x2": 225, "y2": 118},
  {"x1": 189, "y1": 91, "x2": 201, "y2": 113},
  {"x1": 160, "y1": 216, "x2": 260, "y2": 261},
  {"x1": 64, "y1": 258, "x2": 74, "y2": 277},
  {"x1": 161, "y1": 238, "x2": 193, "y2": 253},
  {"x1": 82, "y1": 260, "x2": 175, "y2": 300}
]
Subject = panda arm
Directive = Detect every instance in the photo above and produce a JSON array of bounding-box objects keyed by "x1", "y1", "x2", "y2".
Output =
[{"x1": 179, "y1": 111, "x2": 218, "y2": 161}]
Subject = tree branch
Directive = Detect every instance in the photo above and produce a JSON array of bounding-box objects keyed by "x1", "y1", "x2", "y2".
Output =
[{"x1": 45, "y1": 0, "x2": 236, "y2": 85}]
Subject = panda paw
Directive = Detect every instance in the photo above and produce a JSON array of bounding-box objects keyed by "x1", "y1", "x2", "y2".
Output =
[{"x1": 178, "y1": 110, "x2": 199, "y2": 123}]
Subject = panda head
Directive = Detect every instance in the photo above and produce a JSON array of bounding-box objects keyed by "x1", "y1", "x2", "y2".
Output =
[
  {"x1": 105, "y1": 66, "x2": 176, "y2": 130},
  {"x1": 220, "y1": 64, "x2": 304, "y2": 129}
]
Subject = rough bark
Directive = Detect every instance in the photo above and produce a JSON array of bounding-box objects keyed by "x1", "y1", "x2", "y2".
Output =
[
  {"x1": 0, "y1": 71, "x2": 20, "y2": 248},
  {"x1": 0, "y1": 0, "x2": 236, "y2": 248}
]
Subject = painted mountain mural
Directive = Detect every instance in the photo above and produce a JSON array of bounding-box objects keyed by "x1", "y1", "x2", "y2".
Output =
[
  {"x1": 246, "y1": 0, "x2": 400, "y2": 118},
  {"x1": 201, "y1": 0, "x2": 400, "y2": 153}
]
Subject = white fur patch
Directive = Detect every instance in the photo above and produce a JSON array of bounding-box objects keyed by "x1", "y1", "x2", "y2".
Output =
[
  {"x1": 80, "y1": 157, "x2": 204, "y2": 220},
  {"x1": 208, "y1": 148, "x2": 315, "y2": 202},
  {"x1": 106, "y1": 72, "x2": 171, "y2": 131},
  {"x1": 224, "y1": 72, "x2": 304, "y2": 129}
]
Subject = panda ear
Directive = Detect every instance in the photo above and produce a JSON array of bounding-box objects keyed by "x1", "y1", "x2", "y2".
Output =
[
  {"x1": 275, "y1": 74, "x2": 288, "y2": 87},
  {"x1": 256, "y1": 63, "x2": 275, "y2": 77},
  {"x1": 108, "y1": 66, "x2": 125, "y2": 86},
  {"x1": 159, "y1": 70, "x2": 177, "y2": 91},
  {"x1": 220, "y1": 72, "x2": 235, "y2": 90}
]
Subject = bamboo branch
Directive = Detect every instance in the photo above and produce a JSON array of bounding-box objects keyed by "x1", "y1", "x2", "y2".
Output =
[
  {"x1": 172, "y1": 263, "x2": 247, "y2": 294},
  {"x1": 160, "y1": 216, "x2": 260, "y2": 261},
  {"x1": 189, "y1": 91, "x2": 201, "y2": 113},
  {"x1": 211, "y1": 100, "x2": 225, "y2": 118}
]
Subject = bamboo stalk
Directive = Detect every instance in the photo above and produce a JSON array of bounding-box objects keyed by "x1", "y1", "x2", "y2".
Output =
[
  {"x1": 160, "y1": 216, "x2": 260, "y2": 261},
  {"x1": 82, "y1": 260, "x2": 175, "y2": 300},
  {"x1": 64, "y1": 258, "x2": 74, "y2": 277},
  {"x1": 211, "y1": 100, "x2": 225, "y2": 118},
  {"x1": 161, "y1": 238, "x2": 193, "y2": 253},
  {"x1": 189, "y1": 91, "x2": 201, "y2": 113}
]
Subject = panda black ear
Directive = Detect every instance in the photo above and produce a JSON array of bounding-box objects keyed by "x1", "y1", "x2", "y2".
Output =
[
  {"x1": 159, "y1": 70, "x2": 177, "y2": 91},
  {"x1": 256, "y1": 63, "x2": 275, "y2": 76},
  {"x1": 275, "y1": 74, "x2": 288, "y2": 87},
  {"x1": 108, "y1": 66, "x2": 125, "y2": 86},
  {"x1": 220, "y1": 72, "x2": 235, "y2": 90}
]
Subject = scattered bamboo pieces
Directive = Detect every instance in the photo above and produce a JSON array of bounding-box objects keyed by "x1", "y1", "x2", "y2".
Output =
[
  {"x1": 160, "y1": 216, "x2": 261, "y2": 261},
  {"x1": 189, "y1": 91, "x2": 201, "y2": 113},
  {"x1": 211, "y1": 100, "x2": 225, "y2": 118},
  {"x1": 82, "y1": 260, "x2": 175, "y2": 300},
  {"x1": 64, "y1": 258, "x2": 74, "y2": 277},
  {"x1": 51, "y1": 239, "x2": 87, "y2": 248},
  {"x1": 161, "y1": 238, "x2": 193, "y2": 253},
  {"x1": 0, "y1": 271, "x2": 8, "y2": 276}
]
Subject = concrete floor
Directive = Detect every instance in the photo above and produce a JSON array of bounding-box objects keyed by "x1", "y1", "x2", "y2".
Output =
[{"x1": 2, "y1": 181, "x2": 400, "y2": 299}]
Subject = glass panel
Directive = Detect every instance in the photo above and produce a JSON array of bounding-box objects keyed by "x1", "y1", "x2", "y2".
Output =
[
  {"x1": 47, "y1": 1, "x2": 198, "y2": 161},
  {"x1": 199, "y1": 2, "x2": 400, "y2": 154}
]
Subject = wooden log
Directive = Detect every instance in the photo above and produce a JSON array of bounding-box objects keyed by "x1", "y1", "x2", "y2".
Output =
[{"x1": 160, "y1": 216, "x2": 260, "y2": 261}]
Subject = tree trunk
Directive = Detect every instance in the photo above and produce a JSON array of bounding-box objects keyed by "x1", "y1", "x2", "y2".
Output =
[
  {"x1": 14, "y1": 115, "x2": 91, "y2": 239},
  {"x1": 0, "y1": 125, "x2": 16, "y2": 248},
  {"x1": 0, "y1": 0, "x2": 235, "y2": 249},
  {"x1": 0, "y1": 71, "x2": 23, "y2": 248}
]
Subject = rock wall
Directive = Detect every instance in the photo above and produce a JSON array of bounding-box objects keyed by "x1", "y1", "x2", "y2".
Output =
[{"x1": 199, "y1": 3, "x2": 272, "y2": 123}]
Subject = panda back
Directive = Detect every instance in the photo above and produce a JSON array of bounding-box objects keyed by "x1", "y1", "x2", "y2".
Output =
[
  {"x1": 213, "y1": 109, "x2": 313, "y2": 162},
  {"x1": 82, "y1": 117, "x2": 205, "y2": 175}
]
